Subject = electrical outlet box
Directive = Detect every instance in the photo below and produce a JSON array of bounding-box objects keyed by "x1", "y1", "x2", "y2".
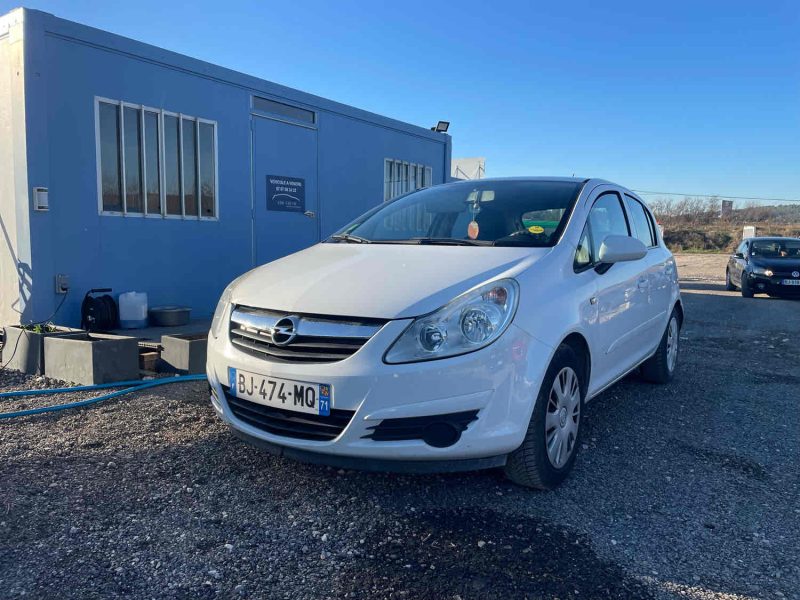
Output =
[
  {"x1": 33, "y1": 187, "x2": 49, "y2": 211},
  {"x1": 55, "y1": 274, "x2": 69, "y2": 294}
]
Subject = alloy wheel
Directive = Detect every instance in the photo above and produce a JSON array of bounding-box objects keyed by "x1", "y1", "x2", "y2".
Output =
[
  {"x1": 545, "y1": 366, "x2": 581, "y2": 468},
  {"x1": 666, "y1": 316, "x2": 679, "y2": 372}
]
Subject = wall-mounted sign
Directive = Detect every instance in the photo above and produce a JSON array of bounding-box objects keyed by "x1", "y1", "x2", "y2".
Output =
[{"x1": 267, "y1": 176, "x2": 305, "y2": 212}]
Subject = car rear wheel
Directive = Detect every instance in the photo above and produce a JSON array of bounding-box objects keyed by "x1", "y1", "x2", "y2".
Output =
[
  {"x1": 741, "y1": 274, "x2": 755, "y2": 298},
  {"x1": 640, "y1": 308, "x2": 680, "y2": 384},
  {"x1": 504, "y1": 344, "x2": 584, "y2": 490},
  {"x1": 725, "y1": 269, "x2": 736, "y2": 291}
]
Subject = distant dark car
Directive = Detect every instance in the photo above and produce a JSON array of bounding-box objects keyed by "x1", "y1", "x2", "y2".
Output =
[{"x1": 726, "y1": 237, "x2": 800, "y2": 298}]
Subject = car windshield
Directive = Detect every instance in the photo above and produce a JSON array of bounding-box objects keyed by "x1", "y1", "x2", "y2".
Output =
[
  {"x1": 750, "y1": 239, "x2": 800, "y2": 259},
  {"x1": 330, "y1": 180, "x2": 584, "y2": 247}
]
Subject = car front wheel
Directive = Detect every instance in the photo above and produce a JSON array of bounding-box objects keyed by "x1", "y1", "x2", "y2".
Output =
[
  {"x1": 504, "y1": 344, "x2": 585, "y2": 490},
  {"x1": 741, "y1": 274, "x2": 755, "y2": 298}
]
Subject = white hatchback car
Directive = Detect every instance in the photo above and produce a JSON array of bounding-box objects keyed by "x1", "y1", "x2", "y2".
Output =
[{"x1": 207, "y1": 178, "x2": 682, "y2": 489}]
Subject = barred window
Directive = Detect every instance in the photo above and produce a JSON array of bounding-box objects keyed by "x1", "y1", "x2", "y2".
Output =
[
  {"x1": 96, "y1": 98, "x2": 218, "y2": 219},
  {"x1": 383, "y1": 158, "x2": 432, "y2": 202}
]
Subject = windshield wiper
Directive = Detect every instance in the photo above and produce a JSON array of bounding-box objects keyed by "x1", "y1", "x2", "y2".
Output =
[
  {"x1": 330, "y1": 235, "x2": 490, "y2": 246},
  {"x1": 410, "y1": 237, "x2": 490, "y2": 246},
  {"x1": 329, "y1": 233, "x2": 372, "y2": 244}
]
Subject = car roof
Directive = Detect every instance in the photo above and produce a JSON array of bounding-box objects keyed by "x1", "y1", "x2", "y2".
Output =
[
  {"x1": 445, "y1": 176, "x2": 590, "y2": 185},
  {"x1": 748, "y1": 236, "x2": 800, "y2": 241},
  {"x1": 439, "y1": 177, "x2": 643, "y2": 207}
]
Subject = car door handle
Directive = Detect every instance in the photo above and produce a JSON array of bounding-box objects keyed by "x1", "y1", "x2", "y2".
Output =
[
  {"x1": 637, "y1": 277, "x2": 649, "y2": 290},
  {"x1": 303, "y1": 211, "x2": 316, "y2": 218}
]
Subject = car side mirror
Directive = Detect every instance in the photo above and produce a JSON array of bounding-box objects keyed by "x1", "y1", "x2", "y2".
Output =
[
  {"x1": 597, "y1": 235, "x2": 648, "y2": 265},
  {"x1": 734, "y1": 252, "x2": 744, "y2": 259}
]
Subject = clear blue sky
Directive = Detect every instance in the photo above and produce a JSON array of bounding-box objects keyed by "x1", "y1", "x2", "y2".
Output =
[{"x1": 3, "y1": 0, "x2": 799, "y2": 199}]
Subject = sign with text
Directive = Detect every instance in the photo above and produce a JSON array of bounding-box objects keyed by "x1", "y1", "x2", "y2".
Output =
[{"x1": 267, "y1": 176, "x2": 306, "y2": 212}]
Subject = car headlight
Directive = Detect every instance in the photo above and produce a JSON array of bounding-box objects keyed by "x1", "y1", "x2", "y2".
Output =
[
  {"x1": 751, "y1": 266, "x2": 773, "y2": 277},
  {"x1": 210, "y1": 284, "x2": 235, "y2": 339},
  {"x1": 384, "y1": 279, "x2": 519, "y2": 364}
]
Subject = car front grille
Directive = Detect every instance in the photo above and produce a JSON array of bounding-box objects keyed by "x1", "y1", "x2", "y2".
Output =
[
  {"x1": 229, "y1": 306, "x2": 386, "y2": 364},
  {"x1": 223, "y1": 387, "x2": 355, "y2": 441}
]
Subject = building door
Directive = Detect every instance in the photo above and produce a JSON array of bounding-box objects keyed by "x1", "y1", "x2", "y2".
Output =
[{"x1": 253, "y1": 116, "x2": 319, "y2": 266}]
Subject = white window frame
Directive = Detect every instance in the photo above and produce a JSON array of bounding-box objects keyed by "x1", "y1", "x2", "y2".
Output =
[
  {"x1": 142, "y1": 106, "x2": 164, "y2": 219},
  {"x1": 162, "y1": 109, "x2": 183, "y2": 219},
  {"x1": 197, "y1": 117, "x2": 220, "y2": 221},
  {"x1": 383, "y1": 159, "x2": 394, "y2": 202},
  {"x1": 94, "y1": 97, "x2": 219, "y2": 221},
  {"x1": 94, "y1": 98, "x2": 123, "y2": 217},
  {"x1": 393, "y1": 159, "x2": 402, "y2": 198},
  {"x1": 120, "y1": 101, "x2": 144, "y2": 216}
]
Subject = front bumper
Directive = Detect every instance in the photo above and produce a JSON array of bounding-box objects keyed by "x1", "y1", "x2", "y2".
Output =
[
  {"x1": 206, "y1": 318, "x2": 552, "y2": 464},
  {"x1": 748, "y1": 273, "x2": 800, "y2": 295}
]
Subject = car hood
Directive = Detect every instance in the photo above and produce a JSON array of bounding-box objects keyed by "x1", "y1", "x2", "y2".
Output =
[
  {"x1": 751, "y1": 257, "x2": 800, "y2": 272},
  {"x1": 231, "y1": 243, "x2": 548, "y2": 319}
]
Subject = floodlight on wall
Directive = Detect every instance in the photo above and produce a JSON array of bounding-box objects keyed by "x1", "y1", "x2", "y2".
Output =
[{"x1": 431, "y1": 121, "x2": 450, "y2": 133}]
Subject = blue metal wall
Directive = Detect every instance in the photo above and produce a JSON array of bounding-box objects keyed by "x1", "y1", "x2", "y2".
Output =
[{"x1": 19, "y1": 9, "x2": 450, "y2": 327}]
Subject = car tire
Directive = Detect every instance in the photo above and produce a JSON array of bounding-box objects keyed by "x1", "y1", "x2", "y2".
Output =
[
  {"x1": 504, "y1": 344, "x2": 585, "y2": 490},
  {"x1": 741, "y1": 274, "x2": 755, "y2": 298},
  {"x1": 725, "y1": 269, "x2": 736, "y2": 291},
  {"x1": 640, "y1": 308, "x2": 681, "y2": 384}
]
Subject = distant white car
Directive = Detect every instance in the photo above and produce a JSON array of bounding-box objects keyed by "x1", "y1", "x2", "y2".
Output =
[{"x1": 207, "y1": 178, "x2": 682, "y2": 489}]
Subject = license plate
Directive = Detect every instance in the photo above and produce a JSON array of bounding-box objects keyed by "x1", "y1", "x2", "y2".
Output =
[
  {"x1": 227, "y1": 367, "x2": 331, "y2": 416},
  {"x1": 781, "y1": 279, "x2": 800, "y2": 286}
]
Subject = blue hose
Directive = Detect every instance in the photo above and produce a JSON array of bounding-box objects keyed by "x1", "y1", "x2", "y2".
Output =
[
  {"x1": 0, "y1": 379, "x2": 152, "y2": 397},
  {"x1": 0, "y1": 374, "x2": 207, "y2": 420}
]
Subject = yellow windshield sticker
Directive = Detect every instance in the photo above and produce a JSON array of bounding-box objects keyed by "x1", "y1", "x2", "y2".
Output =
[{"x1": 528, "y1": 225, "x2": 545, "y2": 234}]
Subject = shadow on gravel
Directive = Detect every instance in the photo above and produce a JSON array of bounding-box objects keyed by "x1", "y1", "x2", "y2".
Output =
[
  {"x1": 680, "y1": 279, "x2": 800, "y2": 302},
  {"x1": 331, "y1": 508, "x2": 654, "y2": 600},
  {"x1": 678, "y1": 281, "x2": 727, "y2": 292},
  {"x1": 0, "y1": 433, "x2": 653, "y2": 600}
]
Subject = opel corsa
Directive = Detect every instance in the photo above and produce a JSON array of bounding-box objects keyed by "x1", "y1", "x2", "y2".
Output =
[{"x1": 207, "y1": 178, "x2": 682, "y2": 489}]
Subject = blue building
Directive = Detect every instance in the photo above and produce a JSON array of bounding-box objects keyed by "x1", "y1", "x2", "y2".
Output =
[{"x1": 0, "y1": 8, "x2": 452, "y2": 327}]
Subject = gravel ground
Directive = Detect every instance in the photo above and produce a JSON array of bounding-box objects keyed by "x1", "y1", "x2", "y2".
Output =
[
  {"x1": 673, "y1": 253, "x2": 732, "y2": 282},
  {"x1": 1, "y1": 254, "x2": 798, "y2": 599}
]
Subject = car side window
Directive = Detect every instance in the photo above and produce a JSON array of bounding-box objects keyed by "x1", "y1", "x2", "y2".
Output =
[
  {"x1": 588, "y1": 192, "x2": 630, "y2": 260},
  {"x1": 574, "y1": 224, "x2": 593, "y2": 270},
  {"x1": 625, "y1": 195, "x2": 656, "y2": 247}
]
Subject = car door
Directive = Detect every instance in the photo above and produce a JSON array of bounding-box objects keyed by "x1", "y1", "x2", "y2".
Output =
[
  {"x1": 731, "y1": 241, "x2": 748, "y2": 286},
  {"x1": 580, "y1": 190, "x2": 652, "y2": 394},
  {"x1": 623, "y1": 194, "x2": 671, "y2": 352}
]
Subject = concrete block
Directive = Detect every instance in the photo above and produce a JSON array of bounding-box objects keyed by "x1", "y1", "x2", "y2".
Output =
[
  {"x1": 160, "y1": 333, "x2": 207, "y2": 374},
  {"x1": 1, "y1": 326, "x2": 84, "y2": 375},
  {"x1": 44, "y1": 333, "x2": 140, "y2": 384}
]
